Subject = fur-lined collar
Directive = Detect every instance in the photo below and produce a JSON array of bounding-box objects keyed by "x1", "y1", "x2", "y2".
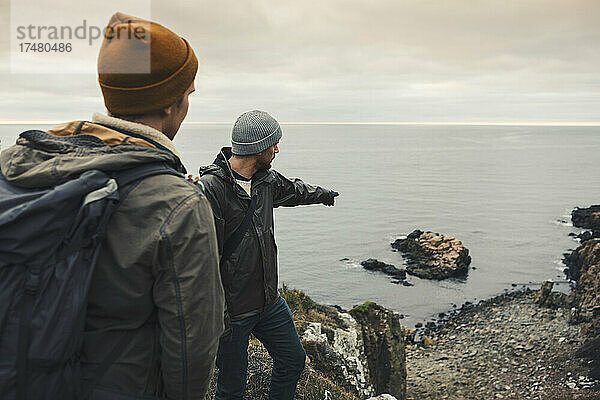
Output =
[{"x1": 91, "y1": 112, "x2": 182, "y2": 161}]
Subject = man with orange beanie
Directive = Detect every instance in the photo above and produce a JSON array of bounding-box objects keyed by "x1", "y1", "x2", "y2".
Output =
[{"x1": 0, "y1": 12, "x2": 224, "y2": 400}]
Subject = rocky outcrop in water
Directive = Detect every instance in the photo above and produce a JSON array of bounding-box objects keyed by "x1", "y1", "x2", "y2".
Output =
[
  {"x1": 391, "y1": 230, "x2": 471, "y2": 280},
  {"x1": 570, "y1": 230, "x2": 598, "y2": 243},
  {"x1": 361, "y1": 259, "x2": 407, "y2": 280},
  {"x1": 572, "y1": 205, "x2": 600, "y2": 235}
]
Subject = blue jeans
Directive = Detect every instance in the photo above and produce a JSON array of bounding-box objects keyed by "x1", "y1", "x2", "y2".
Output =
[{"x1": 215, "y1": 296, "x2": 306, "y2": 400}]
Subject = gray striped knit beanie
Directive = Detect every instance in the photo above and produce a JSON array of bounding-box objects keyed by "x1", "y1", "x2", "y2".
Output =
[{"x1": 231, "y1": 110, "x2": 282, "y2": 155}]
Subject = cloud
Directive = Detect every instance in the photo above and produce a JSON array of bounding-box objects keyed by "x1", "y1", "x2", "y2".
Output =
[{"x1": 0, "y1": 0, "x2": 599, "y2": 122}]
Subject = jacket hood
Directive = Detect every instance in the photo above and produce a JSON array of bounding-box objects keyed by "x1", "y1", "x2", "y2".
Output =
[
  {"x1": 197, "y1": 147, "x2": 229, "y2": 180},
  {"x1": 0, "y1": 119, "x2": 186, "y2": 188}
]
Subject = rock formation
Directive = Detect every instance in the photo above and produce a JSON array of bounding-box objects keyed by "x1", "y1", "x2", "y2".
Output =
[
  {"x1": 570, "y1": 230, "x2": 596, "y2": 243},
  {"x1": 566, "y1": 240, "x2": 600, "y2": 338},
  {"x1": 350, "y1": 302, "x2": 407, "y2": 399},
  {"x1": 534, "y1": 280, "x2": 569, "y2": 309},
  {"x1": 563, "y1": 209, "x2": 600, "y2": 377},
  {"x1": 563, "y1": 238, "x2": 600, "y2": 282},
  {"x1": 572, "y1": 205, "x2": 600, "y2": 235},
  {"x1": 391, "y1": 230, "x2": 471, "y2": 280},
  {"x1": 361, "y1": 259, "x2": 407, "y2": 280},
  {"x1": 282, "y1": 286, "x2": 407, "y2": 400}
]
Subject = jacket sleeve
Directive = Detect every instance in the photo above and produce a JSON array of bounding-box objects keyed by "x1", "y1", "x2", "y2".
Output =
[
  {"x1": 272, "y1": 170, "x2": 333, "y2": 208},
  {"x1": 153, "y1": 192, "x2": 225, "y2": 400},
  {"x1": 197, "y1": 176, "x2": 226, "y2": 254}
]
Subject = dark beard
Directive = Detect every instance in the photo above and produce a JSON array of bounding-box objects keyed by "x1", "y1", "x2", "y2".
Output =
[
  {"x1": 255, "y1": 153, "x2": 274, "y2": 171},
  {"x1": 256, "y1": 160, "x2": 272, "y2": 171}
]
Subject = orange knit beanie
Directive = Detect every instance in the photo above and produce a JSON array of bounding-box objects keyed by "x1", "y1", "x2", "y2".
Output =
[{"x1": 97, "y1": 12, "x2": 198, "y2": 115}]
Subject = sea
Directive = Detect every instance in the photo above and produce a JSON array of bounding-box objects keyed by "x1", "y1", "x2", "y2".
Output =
[{"x1": 2, "y1": 123, "x2": 600, "y2": 328}]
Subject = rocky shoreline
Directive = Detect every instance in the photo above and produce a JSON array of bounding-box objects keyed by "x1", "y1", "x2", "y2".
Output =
[
  {"x1": 404, "y1": 205, "x2": 600, "y2": 399},
  {"x1": 204, "y1": 286, "x2": 600, "y2": 400},
  {"x1": 403, "y1": 206, "x2": 600, "y2": 399}
]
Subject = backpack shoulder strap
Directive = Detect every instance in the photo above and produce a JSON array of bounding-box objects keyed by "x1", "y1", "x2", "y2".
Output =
[{"x1": 113, "y1": 162, "x2": 183, "y2": 188}]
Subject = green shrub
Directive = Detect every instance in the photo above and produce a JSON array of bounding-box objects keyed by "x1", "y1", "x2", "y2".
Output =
[
  {"x1": 351, "y1": 301, "x2": 376, "y2": 314},
  {"x1": 280, "y1": 283, "x2": 316, "y2": 316}
]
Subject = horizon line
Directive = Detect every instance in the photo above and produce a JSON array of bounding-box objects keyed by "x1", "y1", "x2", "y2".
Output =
[{"x1": 1, "y1": 120, "x2": 600, "y2": 127}]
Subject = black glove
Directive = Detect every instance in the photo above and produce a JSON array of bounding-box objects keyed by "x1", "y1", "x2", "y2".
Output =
[{"x1": 324, "y1": 190, "x2": 339, "y2": 206}]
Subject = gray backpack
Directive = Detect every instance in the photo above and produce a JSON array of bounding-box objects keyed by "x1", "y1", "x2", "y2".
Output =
[{"x1": 0, "y1": 130, "x2": 179, "y2": 400}]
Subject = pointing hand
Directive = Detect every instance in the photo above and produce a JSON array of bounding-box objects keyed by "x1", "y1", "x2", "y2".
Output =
[{"x1": 324, "y1": 190, "x2": 339, "y2": 206}]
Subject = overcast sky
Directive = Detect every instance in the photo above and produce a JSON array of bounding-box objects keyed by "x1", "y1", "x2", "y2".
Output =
[{"x1": 0, "y1": 0, "x2": 599, "y2": 123}]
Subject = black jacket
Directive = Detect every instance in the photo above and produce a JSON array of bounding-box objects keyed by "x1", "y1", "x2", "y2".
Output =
[{"x1": 198, "y1": 147, "x2": 335, "y2": 318}]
